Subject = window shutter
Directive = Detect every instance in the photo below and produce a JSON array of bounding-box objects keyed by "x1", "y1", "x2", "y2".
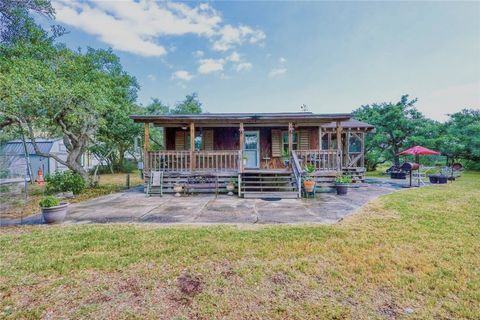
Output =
[
  {"x1": 299, "y1": 129, "x2": 310, "y2": 150},
  {"x1": 271, "y1": 129, "x2": 282, "y2": 157},
  {"x1": 203, "y1": 130, "x2": 214, "y2": 150},
  {"x1": 175, "y1": 131, "x2": 186, "y2": 150}
]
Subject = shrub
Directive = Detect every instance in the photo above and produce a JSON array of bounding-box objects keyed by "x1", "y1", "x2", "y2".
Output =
[
  {"x1": 45, "y1": 171, "x2": 85, "y2": 195},
  {"x1": 335, "y1": 175, "x2": 353, "y2": 184},
  {"x1": 39, "y1": 195, "x2": 60, "y2": 208}
]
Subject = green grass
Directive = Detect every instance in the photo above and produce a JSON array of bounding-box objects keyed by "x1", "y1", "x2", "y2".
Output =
[{"x1": 1, "y1": 173, "x2": 479, "y2": 319}]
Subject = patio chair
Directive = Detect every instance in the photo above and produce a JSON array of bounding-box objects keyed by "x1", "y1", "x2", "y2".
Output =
[
  {"x1": 412, "y1": 166, "x2": 435, "y2": 186},
  {"x1": 146, "y1": 171, "x2": 163, "y2": 197}
]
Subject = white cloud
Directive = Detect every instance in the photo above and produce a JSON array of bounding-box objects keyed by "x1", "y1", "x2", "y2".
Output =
[
  {"x1": 193, "y1": 50, "x2": 204, "y2": 58},
  {"x1": 52, "y1": 0, "x2": 265, "y2": 56},
  {"x1": 227, "y1": 51, "x2": 241, "y2": 62},
  {"x1": 279, "y1": 57, "x2": 287, "y2": 63},
  {"x1": 213, "y1": 24, "x2": 266, "y2": 51},
  {"x1": 198, "y1": 58, "x2": 225, "y2": 74},
  {"x1": 147, "y1": 74, "x2": 156, "y2": 81},
  {"x1": 268, "y1": 67, "x2": 287, "y2": 77},
  {"x1": 172, "y1": 70, "x2": 194, "y2": 81},
  {"x1": 235, "y1": 62, "x2": 252, "y2": 72}
]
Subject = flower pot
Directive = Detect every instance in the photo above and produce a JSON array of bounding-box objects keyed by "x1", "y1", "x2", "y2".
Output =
[
  {"x1": 226, "y1": 183, "x2": 235, "y2": 196},
  {"x1": 173, "y1": 184, "x2": 183, "y2": 197},
  {"x1": 303, "y1": 180, "x2": 316, "y2": 193},
  {"x1": 335, "y1": 184, "x2": 348, "y2": 195},
  {"x1": 428, "y1": 175, "x2": 438, "y2": 184},
  {"x1": 437, "y1": 175, "x2": 448, "y2": 184},
  {"x1": 243, "y1": 159, "x2": 248, "y2": 166},
  {"x1": 41, "y1": 203, "x2": 69, "y2": 224}
]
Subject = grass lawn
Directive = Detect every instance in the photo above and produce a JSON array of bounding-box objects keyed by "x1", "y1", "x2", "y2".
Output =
[
  {"x1": 1, "y1": 173, "x2": 479, "y2": 319},
  {"x1": 0, "y1": 172, "x2": 143, "y2": 220}
]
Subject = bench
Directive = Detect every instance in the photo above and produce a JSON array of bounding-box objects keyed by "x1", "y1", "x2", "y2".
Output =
[{"x1": 185, "y1": 174, "x2": 219, "y2": 196}]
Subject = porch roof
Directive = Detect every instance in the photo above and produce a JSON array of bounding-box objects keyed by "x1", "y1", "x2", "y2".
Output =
[
  {"x1": 321, "y1": 119, "x2": 375, "y2": 132},
  {"x1": 130, "y1": 112, "x2": 352, "y2": 126}
]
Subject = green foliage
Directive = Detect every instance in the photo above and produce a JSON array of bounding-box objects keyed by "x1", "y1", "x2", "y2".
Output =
[
  {"x1": 45, "y1": 171, "x2": 85, "y2": 195},
  {"x1": 353, "y1": 95, "x2": 430, "y2": 169},
  {"x1": 172, "y1": 93, "x2": 202, "y2": 114},
  {"x1": 335, "y1": 175, "x2": 352, "y2": 184},
  {"x1": 39, "y1": 195, "x2": 60, "y2": 208},
  {"x1": 304, "y1": 163, "x2": 316, "y2": 174}
]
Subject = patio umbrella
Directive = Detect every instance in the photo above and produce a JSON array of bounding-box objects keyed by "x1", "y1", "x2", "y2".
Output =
[{"x1": 398, "y1": 145, "x2": 440, "y2": 163}]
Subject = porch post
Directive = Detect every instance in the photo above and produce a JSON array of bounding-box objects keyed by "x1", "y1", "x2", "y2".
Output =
[
  {"x1": 239, "y1": 123, "x2": 244, "y2": 173},
  {"x1": 360, "y1": 132, "x2": 365, "y2": 168},
  {"x1": 288, "y1": 122, "x2": 293, "y2": 155},
  {"x1": 336, "y1": 121, "x2": 342, "y2": 172},
  {"x1": 318, "y1": 126, "x2": 322, "y2": 150},
  {"x1": 190, "y1": 122, "x2": 195, "y2": 170},
  {"x1": 144, "y1": 122, "x2": 150, "y2": 171}
]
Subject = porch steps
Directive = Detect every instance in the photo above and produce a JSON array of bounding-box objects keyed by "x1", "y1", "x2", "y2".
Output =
[{"x1": 240, "y1": 172, "x2": 299, "y2": 199}]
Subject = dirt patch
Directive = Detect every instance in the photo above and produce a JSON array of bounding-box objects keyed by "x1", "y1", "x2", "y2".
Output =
[{"x1": 177, "y1": 273, "x2": 203, "y2": 297}]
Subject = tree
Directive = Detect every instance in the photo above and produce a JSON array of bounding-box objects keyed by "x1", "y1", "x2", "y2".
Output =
[
  {"x1": 440, "y1": 109, "x2": 480, "y2": 164},
  {"x1": 1, "y1": 0, "x2": 55, "y2": 44},
  {"x1": 0, "y1": 23, "x2": 138, "y2": 183},
  {"x1": 172, "y1": 93, "x2": 202, "y2": 114},
  {"x1": 353, "y1": 95, "x2": 428, "y2": 169}
]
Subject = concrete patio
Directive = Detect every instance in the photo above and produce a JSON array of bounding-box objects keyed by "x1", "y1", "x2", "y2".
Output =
[{"x1": 1, "y1": 178, "x2": 410, "y2": 226}]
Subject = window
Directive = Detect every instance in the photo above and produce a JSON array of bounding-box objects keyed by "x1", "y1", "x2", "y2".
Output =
[
  {"x1": 282, "y1": 131, "x2": 298, "y2": 156},
  {"x1": 349, "y1": 135, "x2": 362, "y2": 153}
]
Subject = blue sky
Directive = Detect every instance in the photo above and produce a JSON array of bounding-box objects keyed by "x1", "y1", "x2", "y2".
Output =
[{"x1": 46, "y1": 1, "x2": 479, "y2": 121}]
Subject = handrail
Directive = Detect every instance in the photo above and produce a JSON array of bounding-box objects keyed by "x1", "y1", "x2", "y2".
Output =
[
  {"x1": 295, "y1": 149, "x2": 338, "y2": 171},
  {"x1": 291, "y1": 150, "x2": 303, "y2": 198},
  {"x1": 146, "y1": 150, "x2": 241, "y2": 172}
]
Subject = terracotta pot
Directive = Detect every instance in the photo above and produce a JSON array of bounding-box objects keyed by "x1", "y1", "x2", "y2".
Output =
[
  {"x1": 226, "y1": 183, "x2": 235, "y2": 196},
  {"x1": 303, "y1": 180, "x2": 316, "y2": 193},
  {"x1": 41, "y1": 203, "x2": 69, "y2": 224}
]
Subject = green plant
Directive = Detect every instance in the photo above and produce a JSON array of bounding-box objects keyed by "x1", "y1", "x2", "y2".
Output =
[
  {"x1": 45, "y1": 171, "x2": 86, "y2": 195},
  {"x1": 282, "y1": 150, "x2": 289, "y2": 159},
  {"x1": 39, "y1": 196, "x2": 60, "y2": 208},
  {"x1": 335, "y1": 175, "x2": 353, "y2": 184},
  {"x1": 303, "y1": 163, "x2": 316, "y2": 181}
]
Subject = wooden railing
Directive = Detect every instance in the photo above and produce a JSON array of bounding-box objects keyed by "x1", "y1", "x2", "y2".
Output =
[
  {"x1": 291, "y1": 151, "x2": 303, "y2": 198},
  {"x1": 294, "y1": 149, "x2": 339, "y2": 171},
  {"x1": 194, "y1": 150, "x2": 242, "y2": 172},
  {"x1": 146, "y1": 150, "x2": 241, "y2": 172}
]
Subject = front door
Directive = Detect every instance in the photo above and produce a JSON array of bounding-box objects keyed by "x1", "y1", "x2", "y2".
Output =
[{"x1": 244, "y1": 131, "x2": 259, "y2": 168}]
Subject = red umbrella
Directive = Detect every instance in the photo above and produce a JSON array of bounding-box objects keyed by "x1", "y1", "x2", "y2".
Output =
[{"x1": 398, "y1": 146, "x2": 440, "y2": 156}]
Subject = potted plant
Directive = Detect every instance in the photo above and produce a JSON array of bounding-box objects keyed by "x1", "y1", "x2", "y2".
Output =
[
  {"x1": 335, "y1": 175, "x2": 352, "y2": 195},
  {"x1": 173, "y1": 183, "x2": 183, "y2": 197},
  {"x1": 282, "y1": 150, "x2": 290, "y2": 167},
  {"x1": 39, "y1": 195, "x2": 69, "y2": 224},
  {"x1": 242, "y1": 155, "x2": 248, "y2": 167},
  {"x1": 303, "y1": 163, "x2": 316, "y2": 193},
  {"x1": 226, "y1": 179, "x2": 236, "y2": 196}
]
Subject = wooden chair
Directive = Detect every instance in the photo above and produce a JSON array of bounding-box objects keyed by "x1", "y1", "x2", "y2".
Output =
[{"x1": 146, "y1": 171, "x2": 163, "y2": 197}]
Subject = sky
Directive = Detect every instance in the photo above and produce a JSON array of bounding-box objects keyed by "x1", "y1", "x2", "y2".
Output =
[{"x1": 43, "y1": 1, "x2": 480, "y2": 121}]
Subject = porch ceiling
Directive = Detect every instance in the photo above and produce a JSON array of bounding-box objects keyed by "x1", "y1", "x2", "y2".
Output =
[{"x1": 130, "y1": 112, "x2": 352, "y2": 126}]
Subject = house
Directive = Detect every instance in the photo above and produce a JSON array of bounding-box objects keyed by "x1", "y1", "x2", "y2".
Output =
[
  {"x1": 0, "y1": 138, "x2": 98, "y2": 180},
  {"x1": 130, "y1": 112, "x2": 375, "y2": 198}
]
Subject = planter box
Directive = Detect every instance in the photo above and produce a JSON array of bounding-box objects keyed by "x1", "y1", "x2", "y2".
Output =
[
  {"x1": 390, "y1": 172, "x2": 406, "y2": 180},
  {"x1": 428, "y1": 175, "x2": 448, "y2": 184},
  {"x1": 41, "y1": 203, "x2": 69, "y2": 224}
]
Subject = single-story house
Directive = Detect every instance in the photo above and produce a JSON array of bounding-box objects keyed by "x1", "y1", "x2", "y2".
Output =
[
  {"x1": 0, "y1": 138, "x2": 98, "y2": 180},
  {"x1": 130, "y1": 112, "x2": 375, "y2": 198}
]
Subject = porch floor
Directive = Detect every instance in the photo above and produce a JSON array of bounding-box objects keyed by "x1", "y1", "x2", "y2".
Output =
[{"x1": 2, "y1": 178, "x2": 406, "y2": 226}]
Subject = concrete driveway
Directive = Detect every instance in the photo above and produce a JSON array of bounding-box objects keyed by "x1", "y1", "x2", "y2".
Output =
[{"x1": 1, "y1": 178, "x2": 405, "y2": 226}]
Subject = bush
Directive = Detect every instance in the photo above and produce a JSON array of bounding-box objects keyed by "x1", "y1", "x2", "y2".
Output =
[
  {"x1": 45, "y1": 171, "x2": 85, "y2": 195},
  {"x1": 121, "y1": 159, "x2": 137, "y2": 173},
  {"x1": 39, "y1": 195, "x2": 60, "y2": 208}
]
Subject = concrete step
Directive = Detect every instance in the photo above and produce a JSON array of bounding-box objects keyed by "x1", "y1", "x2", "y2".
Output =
[{"x1": 243, "y1": 191, "x2": 299, "y2": 199}]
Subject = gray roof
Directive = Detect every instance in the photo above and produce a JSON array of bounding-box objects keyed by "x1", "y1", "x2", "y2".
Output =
[
  {"x1": 0, "y1": 139, "x2": 57, "y2": 156},
  {"x1": 321, "y1": 119, "x2": 375, "y2": 131},
  {"x1": 131, "y1": 112, "x2": 352, "y2": 124}
]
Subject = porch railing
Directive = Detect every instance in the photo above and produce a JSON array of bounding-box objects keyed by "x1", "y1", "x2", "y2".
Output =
[
  {"x1": 291, "y1": 151, "x2": 303, "y2": 198},
  {"x1": 146, "y1": 150, "x2": 241, "y2": 172},
  {"x1": 294, "y1": 149, "x2": 339, "y2": 171}
]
